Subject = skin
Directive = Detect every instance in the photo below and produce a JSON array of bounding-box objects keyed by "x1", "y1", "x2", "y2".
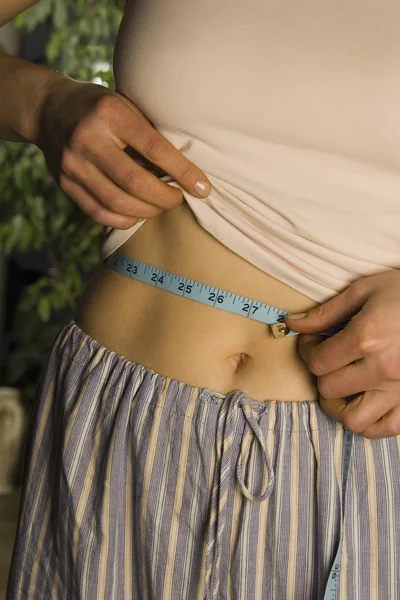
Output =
[
  {"x1": 0, "y1": 0, "x2": 213, "y2": 230},
  {"x1": 0, "y1": 0, "x2": 39, "y2": 27},
  {"x1": 285, "y1": 270, "x2": 400, "y2": 439},
  {"x1": 5, "y1": 0, "x2": 399, "y2": 432},
  {"x1": 0, "y1": 0, "x2": 331, "y2": 406}
]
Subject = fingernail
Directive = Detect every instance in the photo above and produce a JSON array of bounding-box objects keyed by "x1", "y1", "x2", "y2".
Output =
[
  {"x1": 193, "y1": 180, "x2": 211, "y2": 197},
  {"x1": 286, "y1": 312, "x2": 307, "y2": 319}
]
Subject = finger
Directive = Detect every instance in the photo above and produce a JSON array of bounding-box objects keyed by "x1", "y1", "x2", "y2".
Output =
[
  {"x1": 319, "y1": 389, "x2": 399, "y2": 434},
  {"x1": 298, "y1": 323, "x2": 364, "y2": 377},
  {"x1": 316, "y1": 356, "x2": 376, "y2": 400},
  {"x1": 88, "y1": 141, "x2": 184, "y2": 210},
  {"x1": 362, "y1": 405, "x2": 400, "y2": 439},
  {"x1": 297, "y1": 334, "x2": 323, "y2": 362},
  {"x1": 318, "y1": 394, "x2": 359, "y2": 429},
  {"x1": 284, "y1": 277, "x2": 374, "y2": 335},
  {"x1": 113, "y1": 104, "x2": 212, "y2": 197},
  {"x1": 60, "y1": 173, "x2": 140, "y2": 229},
  {"x1": 64, "y1": 157, "x2": 165, "y2": 219}
]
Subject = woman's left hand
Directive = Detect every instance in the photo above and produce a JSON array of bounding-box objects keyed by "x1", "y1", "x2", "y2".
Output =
[{"x1": 283, "y1": 270, "x2": 400, "y2": 439}]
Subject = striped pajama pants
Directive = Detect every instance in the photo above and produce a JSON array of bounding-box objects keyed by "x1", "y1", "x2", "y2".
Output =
[{"x1": 6, "y1": 320, "x2": 400, "y2": 599}]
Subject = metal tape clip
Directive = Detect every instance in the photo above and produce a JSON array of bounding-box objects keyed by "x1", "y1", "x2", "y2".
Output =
[{"x1": 270, "y1": 322, "x2": 290, "y2": 338}]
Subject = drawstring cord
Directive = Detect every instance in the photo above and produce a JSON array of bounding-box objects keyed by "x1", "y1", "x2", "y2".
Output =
[{"x1": 203, "y1": 391, "x2": 275, "y2": 600}]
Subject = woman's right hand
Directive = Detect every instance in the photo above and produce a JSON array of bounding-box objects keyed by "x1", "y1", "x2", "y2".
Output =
[{"x1": 34, "y1": 77, "x2": 212, "y2": 229}]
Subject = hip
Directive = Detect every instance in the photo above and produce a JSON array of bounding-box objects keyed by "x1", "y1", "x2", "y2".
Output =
[{"x1": 8, "y1": 318, "x2": 400, "y2": 600}]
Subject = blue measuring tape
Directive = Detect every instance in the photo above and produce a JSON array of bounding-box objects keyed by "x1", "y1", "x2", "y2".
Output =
[
  {"x1": 105, "y1": 251, "x2": 354, "y2": 598},
  {"x1": 105, "y1": 252, "x2": 349, "y2": 339}
]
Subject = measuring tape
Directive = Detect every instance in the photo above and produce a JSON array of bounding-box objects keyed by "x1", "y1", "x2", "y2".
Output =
[
  {"x1": 323, "y1": 428, "x2": 353, "y2": 600},
  {"x1": 105, "y1": 252, "x2": 348, "y2": 339},
  {"x1": 105, "y1": 251, "x2": 354, "y2": 597}
]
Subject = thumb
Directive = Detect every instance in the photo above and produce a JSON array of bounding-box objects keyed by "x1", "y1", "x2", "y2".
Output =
[{"x1": 283, "y1": 285, "x2": 366, "y2": 333}]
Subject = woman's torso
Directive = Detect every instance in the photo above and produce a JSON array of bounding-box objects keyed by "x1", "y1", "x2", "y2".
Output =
[
  {"x1": 75, "y1": 0, "x2": 400, "y2": 402},
  {"x1": 75, "y1": 200, "x2": 320, "y2": 403}
]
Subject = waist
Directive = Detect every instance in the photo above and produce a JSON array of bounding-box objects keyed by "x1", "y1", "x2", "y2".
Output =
[{"x1": 75, "y1": 201, "x2": 321, "y2": 402}]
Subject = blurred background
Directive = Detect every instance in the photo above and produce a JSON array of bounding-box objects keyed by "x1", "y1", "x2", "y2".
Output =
[{"x1": 0, "y1": 1, "x2": 124, "y2": 595}]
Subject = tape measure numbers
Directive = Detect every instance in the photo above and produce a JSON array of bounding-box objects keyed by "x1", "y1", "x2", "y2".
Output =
[
  {"x1": 105, "y1": 253, "x2": 347, "y2": 339},
  {"x1": 105, "y1": 251, "x2": 354, "y2": 598}
]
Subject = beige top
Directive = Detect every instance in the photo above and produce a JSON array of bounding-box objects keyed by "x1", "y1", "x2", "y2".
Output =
[{"x1": 102, "y1": 0, "x2": 400, "y2": 303}]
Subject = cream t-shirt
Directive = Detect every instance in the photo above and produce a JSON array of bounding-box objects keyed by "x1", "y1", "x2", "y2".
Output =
[{"x1": 102, "y1": 0, "x2": 400, "y2": 303}]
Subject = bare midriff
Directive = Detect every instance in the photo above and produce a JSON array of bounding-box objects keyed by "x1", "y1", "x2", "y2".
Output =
[{"x1": 74, "y1": 200, "x2": 321, "y2": 402}]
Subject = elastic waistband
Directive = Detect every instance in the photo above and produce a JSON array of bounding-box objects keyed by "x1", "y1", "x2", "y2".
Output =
[{"x1": 54, "y1": 319, "x2": 343, "y2": 435}]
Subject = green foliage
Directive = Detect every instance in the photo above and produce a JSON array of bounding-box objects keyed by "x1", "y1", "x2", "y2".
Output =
[{"x1": 0, "y1": 0, "x2": 123, "y2": 410}]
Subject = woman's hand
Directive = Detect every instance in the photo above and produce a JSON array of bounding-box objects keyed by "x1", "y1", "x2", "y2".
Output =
[
  {"x1": 283, "y1": 270, "x2": 400, "y2": 439},
  {"x1": 34, "y1": 78, "x2": 212, "y2": 229}
]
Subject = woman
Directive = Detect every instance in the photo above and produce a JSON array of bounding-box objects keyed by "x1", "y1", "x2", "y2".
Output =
[{"x1": 3, "y1": 0, "x2": 400, "y2": 598}]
